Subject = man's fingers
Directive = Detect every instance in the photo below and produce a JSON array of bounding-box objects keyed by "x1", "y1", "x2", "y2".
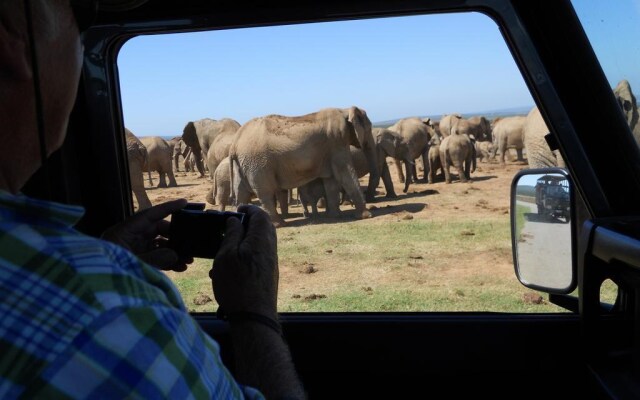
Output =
[
  {"x1": 139, "y1": 199, "x2": 188, "y2": 224},
  {"x1": 138, "y1": 248, "x2": 179, "y2": 270}
]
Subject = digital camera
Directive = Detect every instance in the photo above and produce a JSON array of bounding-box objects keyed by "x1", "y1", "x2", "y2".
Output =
[{"x1": 168, "y1": 203, "x2": 245, "y2": 259}]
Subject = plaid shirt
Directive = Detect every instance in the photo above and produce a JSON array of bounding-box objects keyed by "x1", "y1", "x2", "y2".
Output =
[{"x1": 0, "y1": 191, "x2": 263, "y2": 399}]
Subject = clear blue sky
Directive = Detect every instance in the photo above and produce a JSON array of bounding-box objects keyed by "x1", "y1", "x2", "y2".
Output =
[{"x1": 118, "y1": 2, "x2": 639, "y2": 137}]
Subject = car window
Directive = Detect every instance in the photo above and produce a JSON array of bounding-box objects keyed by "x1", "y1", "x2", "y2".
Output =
[{"x1": 117, "y1": 12, "x2": 572, "y2": 313}]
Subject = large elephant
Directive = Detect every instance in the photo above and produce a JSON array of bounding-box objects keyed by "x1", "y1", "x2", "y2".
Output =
[
  {"x1": 298, "y1": 128, "x2": 412, "y2": 218},
  {"x1": 440, "y1": 114, "x2": 491, "y2": 142},
  {"x1": 522, "y1": 106, "x2": 565, "y2": 168},
  {"x1": 181, "y1": 118, "x2": 241, "y2": 178},
  {"x1": 125, "y1": 128, "x2": 152, "y2": 210},
  {"x1": 205, "y1": 123, "x2": 241, "y2": 183},
  {"x1": 140, "y1": 136, "x2": 178, "y2": 188},
  {"x1": 230, "y1": 107, "x2": 373, "y2": 226},
  {"x1": 490, "y1": 115, "x2": 526, "y2": 164},
  {"x1": 439, "y1": 131, "x2": 476, "y2": 183},
  {"x1": 387, "y1": 117, "x2": 437, "y2": 183}
]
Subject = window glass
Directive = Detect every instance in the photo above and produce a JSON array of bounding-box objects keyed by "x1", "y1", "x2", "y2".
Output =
[
  {"x1": 118, "y1": 12, "x2": 565, "y2": 313},
  {"x1": 572, "y1": 0, "x2": 640, "y2": 144}
]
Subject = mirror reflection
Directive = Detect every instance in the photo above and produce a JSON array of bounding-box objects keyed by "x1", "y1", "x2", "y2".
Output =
[{"x1": 513, "y1": 172, "x2": 573, "y2": 292}]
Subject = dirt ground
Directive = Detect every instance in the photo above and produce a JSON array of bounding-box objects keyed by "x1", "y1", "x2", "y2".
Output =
[{"x1": 142, "y1": 155, "x2": 527, "y2": 226}]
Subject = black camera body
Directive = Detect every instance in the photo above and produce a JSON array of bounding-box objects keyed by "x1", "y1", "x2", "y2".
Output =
[{"x1": 169, "y1": 203, "x2": 245, "y2": 259}]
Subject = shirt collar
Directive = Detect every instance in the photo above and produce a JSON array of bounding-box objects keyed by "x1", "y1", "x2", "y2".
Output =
[{"x1": 0, "y1": 190, "x2": 85, "y2": 227}]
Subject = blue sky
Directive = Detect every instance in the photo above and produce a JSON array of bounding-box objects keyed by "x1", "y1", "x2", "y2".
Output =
[{"x1": 118, "y1": 2, "x2": 639, "y2": 137}]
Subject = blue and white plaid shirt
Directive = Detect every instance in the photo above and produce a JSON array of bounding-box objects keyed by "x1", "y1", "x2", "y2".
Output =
[{"x1": 0, "y1": 191, "x2": 263, "y2": 399}]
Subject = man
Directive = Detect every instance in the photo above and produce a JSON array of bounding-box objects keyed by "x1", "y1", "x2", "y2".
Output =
[{"x1": 0, "y1": 0, "x2": 305, "y2": 398}]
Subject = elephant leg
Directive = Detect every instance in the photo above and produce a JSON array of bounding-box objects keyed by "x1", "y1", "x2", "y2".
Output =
[
  {"x1": 168, "y1": 170, "x2": 178, "y2": 187},
  {"x1": 411, "y1": 163, "x2": 418, "y2": 182},
  {"x1": 277, "y1": 190, "x2": 289, "y2": 218},
  {"x1": 331, "y1": 158, "x2": 371, "y2": 220},
  {"x1": 255, "y1": 189, "x2": 285, "y2": 227},
  {"x1": 421, "y1": 152, "x2": 430, "y2": 181},
  {"x1": 440, "y1": 151, "x2": 452, "y2": 184},
  {"x1": 380, "y1": 163, "x2": 397, "y2": 198},
  {"x1": 500, "y1": 143, "x2": 507, "y2": 165},
  {"x1": 322, "y1": 178, "x2": 341, "y2": 218},
  {"x1": 516, "y1": 148, "x2": 524, "y2": 162},
  {"x1": 394, "y1": 159, "x2": 405, "y2": 183},
  {"x1": 403, "y1": 160, "x2": 412, "y2": 193},
  {"x1": 457, "y1": 159, "x2": 468, "y2": 183},
  {"x1": 158, "y1": 172, "x2": 168, "y2": 188}
]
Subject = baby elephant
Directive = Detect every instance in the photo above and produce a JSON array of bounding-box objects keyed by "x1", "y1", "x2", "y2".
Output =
[{"x1": 206, "y1": 156, "x2": 232, "y2": 211}]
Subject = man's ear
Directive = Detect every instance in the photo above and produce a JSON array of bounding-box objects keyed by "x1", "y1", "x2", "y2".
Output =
[{"x1": 0, "y1": 23, "x2": 32, "y2": 81}]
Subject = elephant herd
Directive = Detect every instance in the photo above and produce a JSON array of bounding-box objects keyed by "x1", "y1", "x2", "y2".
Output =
[{"x1": 125, "y1": 78, "x2": 640, "y2": 226}]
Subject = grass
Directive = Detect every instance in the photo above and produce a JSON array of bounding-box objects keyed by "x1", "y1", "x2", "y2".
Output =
[{"x1": 166, "y1": 215, "x2": 567, "y2": 313}]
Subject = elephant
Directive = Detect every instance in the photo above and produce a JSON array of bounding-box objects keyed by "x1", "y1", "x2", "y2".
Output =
[
  {"x1": 439, "y1": 131, "x2": 476, "y2": 183},
  {"x1": 450, "y1": 116, "x2": 491, "y2": 143},
  {"x1": 439, "y1": 113, "x2": 463, "y2": 137},
  {"x1": 125, "y1": 128, "x2": 152, "y2": 210},
  {"x1": 206, "y1": 124, "x2": 241, "y2": 183},
  {"x1": 181, "y1": 118, "x2": 241, "y2": 178},
  {"x1": 490, "y1": 115, "x2": 526, "y2": 164},
  {"x1": 229, "y1": 106, "x2": 374, "y2": 226},
  {"x1": 427, "y1": 134, "x2": 444, "y2": 184},
  {"x1": 184, "y1": 148, "x2": 197, "y2": 172},
  {"x1": 298, "y1": 128, "x2": 414, "y2": 218},
  {"x1": 613, "y1": 79, "x2": 640, "y2": 147},
  {"x1": 522, "y1": 106, "x2": 565, "y2": 168},
  {"x1": 171, "y1": 138, "x2": 190, "y2": 172},
  {"x1": 387, "y1": 117, "x2": 437, "y2": 184},
  {"x1": 140, "y1": 136, "x2": 178, "y2": 188},
  {"x1": 475, "y1": 140, "x2": 496, "y2": 163},
  {"x1": 206, "y1": 156, "x2": 232, "y2": 211}
]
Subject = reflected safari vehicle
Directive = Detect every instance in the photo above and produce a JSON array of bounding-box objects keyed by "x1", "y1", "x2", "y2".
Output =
[{"x1": 511, "y1": 168, "x2": 575, "y2": 294}]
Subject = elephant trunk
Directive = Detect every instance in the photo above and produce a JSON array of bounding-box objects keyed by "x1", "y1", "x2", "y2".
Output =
[
  {"x1": 364, "y1": 143, "x2": 380, "y2": 202},
  {"x1": 403, "y1": 159, "x2": 413, "y2": 193}
]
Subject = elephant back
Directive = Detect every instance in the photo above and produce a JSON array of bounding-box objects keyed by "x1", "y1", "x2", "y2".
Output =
[{"x1": 125, "y1": 128, "x2": 148, "y2": 164}]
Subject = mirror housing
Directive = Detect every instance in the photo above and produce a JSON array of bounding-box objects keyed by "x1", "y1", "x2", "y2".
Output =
[{"x1": 510, "y1": 168, "x2": 577, "y2": 294}]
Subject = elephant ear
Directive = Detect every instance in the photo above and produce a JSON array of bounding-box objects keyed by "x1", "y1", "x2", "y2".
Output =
[
  {"x1": 182, "y1": 121, "x2": 200, "y2": 151},
  {"x1": 346, "y1": 106, "x2": 373, "y2": 150},
  {"x1": 377, "y1": 132, "x2": 396, "y2": 158}
]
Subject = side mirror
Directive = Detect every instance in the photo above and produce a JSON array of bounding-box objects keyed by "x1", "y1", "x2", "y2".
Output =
[{"x1": 510, "y1": 168, "x2": 577, "y2": 294}]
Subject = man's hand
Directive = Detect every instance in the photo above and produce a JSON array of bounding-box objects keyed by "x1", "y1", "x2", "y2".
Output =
[
  {"x1": 210, "y1": 204, "x2": 279, "y2": 320},
  {"x1": 101, "y1": 199, "x2": 193, "y2": 271}
]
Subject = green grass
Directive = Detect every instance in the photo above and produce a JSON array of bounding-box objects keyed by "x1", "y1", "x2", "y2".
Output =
[{"x1": 168, "y1": 215, "x2": 569, "y2": 314}]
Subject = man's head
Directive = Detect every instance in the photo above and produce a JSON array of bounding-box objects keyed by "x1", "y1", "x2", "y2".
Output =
[{"x1": 0, "y1": 0, "x2": 148, "y2": 194}]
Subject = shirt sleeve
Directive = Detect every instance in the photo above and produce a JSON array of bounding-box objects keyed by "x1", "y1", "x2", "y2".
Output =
[{"x1": 27, "y1": 305, "x2": 265, "y2": 399}]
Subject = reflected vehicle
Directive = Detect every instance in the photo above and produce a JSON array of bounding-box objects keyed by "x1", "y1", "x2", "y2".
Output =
[
  {"x1": 511, "y1": 169, "x2": 576, "y2": 294},
  {"x1": 534, "y1": 174, "x2": 570, "y2": 223}
]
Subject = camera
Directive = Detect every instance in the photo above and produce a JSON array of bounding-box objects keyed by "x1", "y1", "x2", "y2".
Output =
[{"x1": 168, "y1": 203, "x2": 245, "y2": 259}]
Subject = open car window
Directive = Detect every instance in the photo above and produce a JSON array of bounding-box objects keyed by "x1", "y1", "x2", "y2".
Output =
[{"x1": 114, "y1": 8, "x2": 619, "y2": 314}]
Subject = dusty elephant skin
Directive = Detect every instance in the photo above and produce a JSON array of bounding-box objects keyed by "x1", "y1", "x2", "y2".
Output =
[
  {"x1": 491, "y1": 115, "x2": 526, "y2": 165},
  {"x1": 229, "y1": 107, "x2": 374, "y2": 227},
  {"x1": 140, "y1": 136, "x2": 178, "y2": 188},
  {"x1": 387, "y1": 117, "x2": 436, "y2": 186},
  {"x1": 439, "y1": 132, "x2": 476, "y2": 183},
  {"x1": 181, "y1": 118, "x2": 241, "y2": 178},
  {"x1": 125, "y1": 128, "x2": 152, "y2": 210}
]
